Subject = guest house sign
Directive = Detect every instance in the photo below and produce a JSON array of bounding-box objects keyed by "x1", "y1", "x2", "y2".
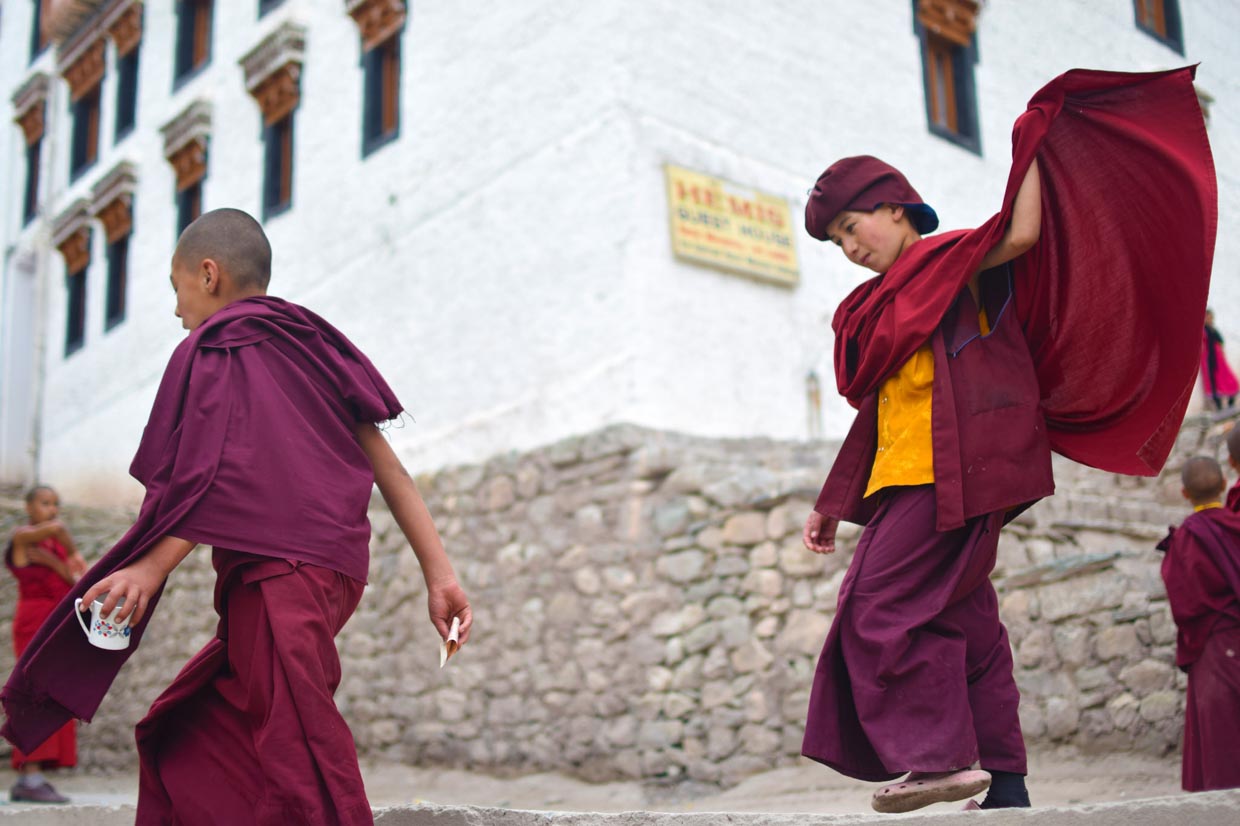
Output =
[{"x1": 665, "y1": 164, "x2": 799, "y2": 287}]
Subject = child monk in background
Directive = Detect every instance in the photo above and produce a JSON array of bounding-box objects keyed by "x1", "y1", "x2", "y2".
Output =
[
  {"x1": 1157, "y1": 457, "x2": 1240, "y2": 792},
  {"x1": 3, "y1": 209, "x2": 472, "y2": 826},
  {"x1": 799, "y1": 67, "x2": 1215, "y2": 813},
  {"x1": 5, "y1": 485, "x2": 86, "y2": 804}
]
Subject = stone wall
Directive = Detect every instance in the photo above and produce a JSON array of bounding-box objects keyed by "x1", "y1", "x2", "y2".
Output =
[{"x1": 0, "y1": 415, "x2": 1231, "y2": 781}]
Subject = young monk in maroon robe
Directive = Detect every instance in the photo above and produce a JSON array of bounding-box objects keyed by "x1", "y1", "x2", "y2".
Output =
[
  {"x1": 2, "y1": 209, "x2": 473, "y2": 826},
  {"x1": 5, "y1": 485, "x2": 87, "y2": 804},
  {"x1": 799, "y1": 67, "x2": 1216, "y2": 813},
  {"x1": 1157, "y1": 456, "x2": 1240, "y2": 792}
]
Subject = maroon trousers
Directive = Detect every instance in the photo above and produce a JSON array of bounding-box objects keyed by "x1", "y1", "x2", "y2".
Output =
[
  {"x1": 1182, "y1": 626, "x2": 1240, "y2": 791},
  {"x1": 802, "y1": 485, "x2": 1026, "y2": 781},
  {"x1": 135, "y1": 553, "x2": 370, "y2": 826}
]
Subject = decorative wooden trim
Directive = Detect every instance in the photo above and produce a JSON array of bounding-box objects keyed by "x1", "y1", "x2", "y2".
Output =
[
  {"x1": 346, "y1": 0, "x2": 405, "y2": 51},
  {"x1": 46, "y1": 0, "x2": 103, "y2": 44},
  {"x1": 108, "y1": 0, "x2": 143, "y2": 57},
  {"x1": 12, "y1": 73, "x2": 51, "y2": 146},
  {"x1": 62, "y1": 36, "x2": 106, "y2": 101},
  {"x1": 161, "y1": 100, "x2": 212, "y2": 191},
  {"x1": 53, "y1": 199, "x2": 93, "y2": 273},
  {"x1": 917, "y1": 0, "x2": 979, "y2": 48},
  {"x1": 240, "y1": 22, "x2": 306, "y2": 127},
  {"x1": 91, "y1": 161, "x2": 137, "y2": 243}
]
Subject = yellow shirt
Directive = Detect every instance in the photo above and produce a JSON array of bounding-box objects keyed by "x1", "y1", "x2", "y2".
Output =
[{"x1": 865, "y1": 308, "x2": 990, "y2": 498}]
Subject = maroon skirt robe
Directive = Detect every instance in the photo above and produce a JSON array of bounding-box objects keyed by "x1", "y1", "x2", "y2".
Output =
[{"x1": 136, "y1": 551, "x2": 370, "y2": 826}]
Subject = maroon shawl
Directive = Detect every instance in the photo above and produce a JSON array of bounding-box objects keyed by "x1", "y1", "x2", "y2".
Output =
[
  {"x1": 1, "y1": 297, "x2": 401, "y2": 753},
  {"x1": 833, "y1": 67, "x2": 1216, "y2": 476}
]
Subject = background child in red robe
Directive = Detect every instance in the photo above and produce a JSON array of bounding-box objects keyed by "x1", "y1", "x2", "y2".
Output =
[
  {"x1": 1157, "y1": 456, "x2": 1240, "y2": 792},
  {"x1": 5, "y1": 485, "x2": 87, "y2": 803},
  {"x1": 1201, "y1": 310, "x2": 1238, "y2": 411}
]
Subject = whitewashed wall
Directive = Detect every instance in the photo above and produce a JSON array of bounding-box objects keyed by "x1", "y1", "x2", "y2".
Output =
[{"x1": 2, "y1": 0, "x2": 1238, "y2": 504}]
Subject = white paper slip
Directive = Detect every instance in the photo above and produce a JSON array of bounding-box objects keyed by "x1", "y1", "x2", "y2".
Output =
[{"x1": 439, "y1": 615, "x2": 461, "y2": 668}]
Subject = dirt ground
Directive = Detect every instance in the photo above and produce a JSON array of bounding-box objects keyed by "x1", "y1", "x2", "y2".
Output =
[{"x1": 0, "y1": 747, "x2": 1185, "y2": 815}]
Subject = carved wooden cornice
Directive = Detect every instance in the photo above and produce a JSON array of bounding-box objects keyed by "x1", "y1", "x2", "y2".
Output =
[
  {"x1": 917, "y1": 0, "x2": 980, "y2": 47},
  {"x1": 12, "y1": 73, "x2": 51, "y2": 146},
  {"x1": 45, "y1": 0, "x2": 104, "y2": 44},
  {"x1": 61, "y1": 36, "x2": 106, "y2": 101},
  {"x1": 346, "y1": 0, "x2": 406, "y2": 51},
  {"x1": 107, "y1": 0, "x2": 143, "y2": 57},
  {"x1": 161, "y1": 100, "x2": 211, "y2": 191},
  {"x1": 91, "y1": 161, "x2": 138, "y2": 243},
  {"x1": 53, "y1": 199, "x2": 93, "y2": 273},
  {"x1": 240, "y1": 22, "x2": 306, "y2": 126}
]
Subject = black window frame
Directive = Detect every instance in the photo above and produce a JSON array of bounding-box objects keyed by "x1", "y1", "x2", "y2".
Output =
[
  {"x1": 30, "y1": 0, "x2": 49, "y2": 62},
  {"x1": 65, "y1": 263, "x2": 88, "y2": 357},
  {"x1": 23, "y1": 139, "x2": 41, "y2": 226},
  {"x1": 115, "y1": 46, "x2": 141, "y2": 142},
  {"x1": 259, "y1": 0, "x2": 285, "y2": 17},
  {"x1": 262, "y1": 113, "x2": 295, "y2": 220},
  {"x1": 912, "y1": 4, "x2": 982, "y2": 156},
  {"x1": 70, "y1": 85, "x2": 103, "y2": 180},
  {"x1": 177, "y1": 179, "x2": 203, "y2": 237},
  {"x1": 105, "y1": 231, "x2": 130, "y2": 331},
  {"x1": 362, "y1": 32, "x2": 403, "y2": 157},
  {"x1": 174, "y1": 0, "x2": 215, "y2": 87},
  {"x1": 1133, "y1": 0, "x2": 1185, "y2": 55}
]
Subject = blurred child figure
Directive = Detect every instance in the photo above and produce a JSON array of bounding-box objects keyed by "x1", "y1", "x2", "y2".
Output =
[
  {"x1": 5, "y1": 485, "x2": 87, "y2": 803},
  {"x1": 1157, "y1": 457, "x2": 1240, "y2": 791},
  {"x1": 1201, "y1": 310, "x2": 1238, "y2": 411}
]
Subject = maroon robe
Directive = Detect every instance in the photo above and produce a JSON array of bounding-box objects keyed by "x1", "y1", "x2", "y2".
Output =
[
  {"x1": 2, "y1": 298, "x2": 401, "y2": 822},
  {"x1": 1225, "y1": 479, "x2": 1240, "y2": 514},
  {"x1": 1157, "y1": 508, "x2": 1240, "y2": 792},
  {"x1": 803, "y1": 67, "x2": 1215, "y2": 781}
]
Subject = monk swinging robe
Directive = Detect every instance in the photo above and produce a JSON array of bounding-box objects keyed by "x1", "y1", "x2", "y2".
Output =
[{"x1": 799, "y1": 67, "x2": 1217, "y2": 812}]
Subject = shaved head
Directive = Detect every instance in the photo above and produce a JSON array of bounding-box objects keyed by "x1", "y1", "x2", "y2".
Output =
[
  {"x1": 1181, "y1": 456, "x2": 1225, "y2": 503},
  {"x1": 174, "y1": 208, "x2": 272, "y2": 290},
  {"x1": 1226, "y1": 426, "x2": 1240, "y2": 463},
  {"x1": 24, "y1": 484, "x2": 54, "y2": 504}
]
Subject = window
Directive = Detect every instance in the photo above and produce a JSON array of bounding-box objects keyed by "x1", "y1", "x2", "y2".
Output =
[
  {"x1": 914, "y1": 3, "x2": 981, "y2": 154},
  {"x1": 105, "y1": 234, "x2": 129, "y2": 330},
  {"x1": 30, "y1": 0, "x2": 49, "y2": 61},
  {"x1": 1134, "y1": 0, "x2": 1184, "y2": 54},
  {"x1": 23, "y1": 140, "x2": 41, "y2": 226},
  {"x1": 263, "y1": 114, "x2": 294, "y2": 218},
  {"x1": 362, "y1": 33, "x2": 402, "y2": 155},
  {"x1": 259, "y1": 0, "x2": 285, "y2": 16},
  {"x1": 115, "y1": 48, "x2": 140, "y2": 141},
  {"x1": 177, "y1": 180, "x2": 203, "y2": 235},
  {"x1": 175, "y1": 0, "x2": 214, "y2": 83},
  {"x1": 65, "y1": 269, "x2": 87, "y2": 356},
  {"x1": 70, "y1": 86, "x2": 102, "y2": 179}
]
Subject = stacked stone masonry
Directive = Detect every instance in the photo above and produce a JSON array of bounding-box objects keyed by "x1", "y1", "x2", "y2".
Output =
[{"x1": 0, "y1": 413, "x2": 1233, "y2": 783}]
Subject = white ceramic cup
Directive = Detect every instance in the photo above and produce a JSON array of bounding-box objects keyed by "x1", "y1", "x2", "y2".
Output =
[{"x1": 74, "y1": 595, "x2": 132, "y2": 650}]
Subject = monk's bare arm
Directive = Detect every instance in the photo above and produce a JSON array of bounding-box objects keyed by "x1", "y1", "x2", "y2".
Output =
[
  {"x1": 79, "y1": 535, "x2": 197, "y2": 626},
  {"x1": 23, "y1": 546, "x2": 77, "y2": 584},
  {"x1": 977, "y1": 160, "x2": 1042, "y2": 272},
  {"x1": 355, "y1": 422, "x2": 473, "y2": 644}
]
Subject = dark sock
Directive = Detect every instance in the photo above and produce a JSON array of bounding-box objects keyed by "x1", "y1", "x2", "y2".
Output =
[{"x1": 980, "y1": 770, "x2": 1030, "y2": 809}]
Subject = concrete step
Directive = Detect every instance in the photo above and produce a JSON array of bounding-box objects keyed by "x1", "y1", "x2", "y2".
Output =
[{"x1": 2, "y1": 791, "x2": 1239, "y2": 825}]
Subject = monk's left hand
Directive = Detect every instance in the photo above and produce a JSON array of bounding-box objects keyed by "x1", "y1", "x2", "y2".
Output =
[{"x1": 427, "y1": 575, "x2": 473, "y2": 646}]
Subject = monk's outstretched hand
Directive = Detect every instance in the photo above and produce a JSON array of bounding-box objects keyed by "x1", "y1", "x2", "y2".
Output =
[
  {"x1": 803, "y1": 511, "x2": 838, "y2": 554},
  {"x1": 427, "y1": 575, "x2": 472, "y2": 646}
]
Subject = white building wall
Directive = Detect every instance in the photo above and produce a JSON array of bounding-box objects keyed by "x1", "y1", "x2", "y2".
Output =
[{"x1": 2, "y1": 0, "x2": 1239, "y2": 505}]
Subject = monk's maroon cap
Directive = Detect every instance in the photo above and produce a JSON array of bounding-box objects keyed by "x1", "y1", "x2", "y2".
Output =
[{"x1": 804, "y1": 155, "x2": 939, "y2": 240}]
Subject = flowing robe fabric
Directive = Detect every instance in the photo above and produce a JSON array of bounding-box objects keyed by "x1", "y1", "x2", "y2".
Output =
[
  {"x1": 1, "y1": 298, "x2": 401, "y2": 801},
  {"x1": 1157, "y1": 508, "x2": 1240, "y2": 791},
  {"x1": 5, "y1": 538, "x2": 76, "y2": 769},
  {"x1": 803, "y1": 67, "x2": 1216, "y2": 781}
]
